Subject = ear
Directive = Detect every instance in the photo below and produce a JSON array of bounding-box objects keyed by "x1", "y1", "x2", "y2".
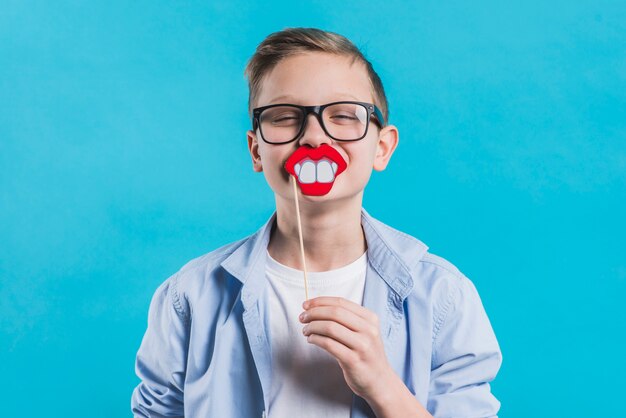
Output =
[
  {"x1": 373, "y1": 124, "x2": 399, "y2": 171},
  {"x1": 247, "y1": 129, "x2": 263, "y2": 172}
]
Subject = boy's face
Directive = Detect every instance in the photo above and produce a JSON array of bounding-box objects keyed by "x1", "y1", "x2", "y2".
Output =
[{"x1": 247, "y1": 52, "x2": 398, "y2": 205}]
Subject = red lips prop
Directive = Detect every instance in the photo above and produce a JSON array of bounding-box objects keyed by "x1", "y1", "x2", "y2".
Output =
[{"x1": 284, "y1": 144, "x2": 348, "y2": 196}]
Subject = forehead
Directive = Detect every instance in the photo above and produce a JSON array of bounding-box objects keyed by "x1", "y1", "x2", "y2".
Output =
[{"x1": 256, "y1": 52, "x2": 373, "y2": 106}]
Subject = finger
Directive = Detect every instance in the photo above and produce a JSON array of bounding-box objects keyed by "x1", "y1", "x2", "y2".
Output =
[
  {"x1": 300, "y1": 305, "x2": 375, "y2": 335},
  {"x1": 304, "y1": 296, "x2": 378, "y2": 323},
  {"x1": 306, "y1": 333, "x2": 357, "y2": 366},
  {"x1": 303, "y1": 320, "x2": 363, "y2": 351}
]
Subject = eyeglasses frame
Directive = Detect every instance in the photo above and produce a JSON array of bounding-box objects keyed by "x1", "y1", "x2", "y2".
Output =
[{"x1": 252, "y1": 100, "x2": 386, "y2": 145}]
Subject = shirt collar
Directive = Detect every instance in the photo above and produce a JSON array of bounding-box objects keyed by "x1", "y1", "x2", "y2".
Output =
[{"x1": 220, "y1": 207, "x2": 429, "y2": 310}]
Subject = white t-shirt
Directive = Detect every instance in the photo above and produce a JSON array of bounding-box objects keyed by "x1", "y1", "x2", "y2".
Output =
[{"x1": 265, "y1": 249, "x2": 368, "y2": 418}]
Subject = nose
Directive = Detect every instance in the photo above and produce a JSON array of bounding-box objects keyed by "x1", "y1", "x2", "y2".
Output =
[{"x1": 297, "y1": 112, "x2": 332, "y2": 148}]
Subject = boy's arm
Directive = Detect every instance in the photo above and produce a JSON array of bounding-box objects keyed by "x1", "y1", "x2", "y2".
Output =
[
  {"x1": 131, "y1": 274, "x2": 189, "y2": 417},
  {"x1": 428, "y1": 274, "x2": 503, "y2": 417},
  {"x1": 298, "y1": 273, "x2": 502, "y2": 417}
]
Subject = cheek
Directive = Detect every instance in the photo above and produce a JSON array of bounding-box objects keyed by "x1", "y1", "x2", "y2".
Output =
[
  {"x1": 345, "y1": 143, "x2": 377, "y2": 169},
  {"x1": 261, "y1": 148, "x2": 291, "y2": 178}
]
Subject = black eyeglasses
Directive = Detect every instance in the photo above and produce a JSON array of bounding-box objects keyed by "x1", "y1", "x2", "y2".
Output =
[{"x1": 252, "y1": 101, "x2": 386, "y2": 145}]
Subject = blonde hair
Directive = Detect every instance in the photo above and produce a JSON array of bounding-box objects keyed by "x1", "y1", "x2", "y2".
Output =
[{"x1": 244, "y1": 27, "x2": 389, "y2": 125}]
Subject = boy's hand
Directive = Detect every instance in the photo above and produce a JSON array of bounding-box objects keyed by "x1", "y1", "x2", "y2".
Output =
[{"x1": 299, "y1": 296, "x2": 395, "y2": 401}]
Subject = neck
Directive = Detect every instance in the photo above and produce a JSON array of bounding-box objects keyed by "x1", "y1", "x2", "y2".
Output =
[{"x1": 268, "y1": 194, "x2": 367, "y2": 272}]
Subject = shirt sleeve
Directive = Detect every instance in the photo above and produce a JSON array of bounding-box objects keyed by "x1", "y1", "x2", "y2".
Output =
[
  {"x1": 427, "y1": 274, "x2": 503, "y2": 418},
  {"x1": 131, "y1": 273, "x2": 190, "y2": 417}
]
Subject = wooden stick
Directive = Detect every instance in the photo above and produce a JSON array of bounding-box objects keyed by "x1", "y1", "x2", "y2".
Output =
[{"x1": 291, "y1": 175, "x2": 309, "y2": 301}]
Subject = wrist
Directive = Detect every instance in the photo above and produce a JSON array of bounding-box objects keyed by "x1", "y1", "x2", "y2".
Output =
[
  {"x1": 364, "y1": 368, "x2": 402, "y2": 412},
  {"x1": 364, "y1": 369, "x2": 433, "y2": 418}
]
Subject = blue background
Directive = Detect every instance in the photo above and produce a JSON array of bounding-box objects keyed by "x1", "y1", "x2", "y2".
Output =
[{"x1": 1, "y1": 1, "x2": 624, "y2": 416}]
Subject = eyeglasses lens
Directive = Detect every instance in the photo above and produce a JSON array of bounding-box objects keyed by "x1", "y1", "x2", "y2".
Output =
[{"x1": 259, "y1": 103, "x2": 369, "y2": 144}]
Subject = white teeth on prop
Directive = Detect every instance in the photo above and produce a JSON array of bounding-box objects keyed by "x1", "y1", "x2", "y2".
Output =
[
  {"x1": 295, "y1": 158, "x2": 338, "y2": 184},
  {"x1": 299, "y1": 161, "x2": 316, "y2": 183},
  {"x1": 316, "y1": 160, "x2": 334, "y2": 183}
]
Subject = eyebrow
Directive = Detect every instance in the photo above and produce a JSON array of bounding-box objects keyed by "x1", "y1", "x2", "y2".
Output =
[{"x1": 268, "y1": 93, "x2": 364, "y2": 104}]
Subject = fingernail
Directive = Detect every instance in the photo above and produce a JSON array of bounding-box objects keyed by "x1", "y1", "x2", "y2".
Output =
[
  {"x1": 302, "y1": 325, "x2": 308, "y2": 335},
  {"x1": 299, "y1": 312, "x2": 307, "y2": 321},
  {"x1": 302, "y1": 301, "x2": 309, "y2": 309}
]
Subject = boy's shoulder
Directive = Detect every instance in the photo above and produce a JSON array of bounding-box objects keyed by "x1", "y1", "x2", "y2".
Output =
[
  {"x1": 365, "y1": 213, "x2": 464, "y2": 279},
  {"x1": 419, "y1": 251, "x2": 465, "y2": 279},
  {"x1": 367, "y1": 214, "x2": 472, "y2": 304},
  {"x1": 152, "y1": 235, "x2": 253, "y2": 318},
  {"x1": 167, "y1": 212, "x2": 473, "y2": 306},
  {"x1": 180, "y1": 236, "x2": 249, "y2": 274},
  {"x1": 375, "y1": 219, "x2": 482, "y2": 324}
]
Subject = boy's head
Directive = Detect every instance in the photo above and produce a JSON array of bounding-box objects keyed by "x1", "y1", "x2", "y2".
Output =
[
  {"x1": 244, "y1": 28, "x2": 398, "y2": 204},
  {"x1": 244, "y1": 27, "x2": 389, "y2": 124}
]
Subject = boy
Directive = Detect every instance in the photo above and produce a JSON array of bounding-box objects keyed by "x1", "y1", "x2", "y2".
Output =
[{"x1": 131, "y1": 27, "x2": 502, "y2": 418}]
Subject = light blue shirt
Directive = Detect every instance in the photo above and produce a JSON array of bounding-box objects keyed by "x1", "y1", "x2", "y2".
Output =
[{"x1": 131, "y1": 207, "x2": 502, "y2": 417}]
